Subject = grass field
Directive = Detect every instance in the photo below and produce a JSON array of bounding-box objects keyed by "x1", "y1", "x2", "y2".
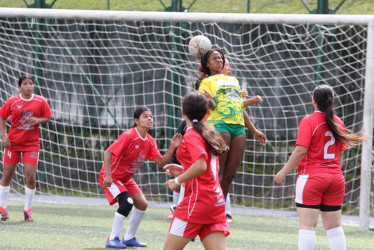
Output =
[{"x1": 1, "y1": 200, "x2": 374, "y2": 250}]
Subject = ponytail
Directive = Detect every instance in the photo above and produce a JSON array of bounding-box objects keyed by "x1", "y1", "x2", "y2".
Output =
[{"x1": 313, "y1": 85, "x2": 366, "y2": 146}]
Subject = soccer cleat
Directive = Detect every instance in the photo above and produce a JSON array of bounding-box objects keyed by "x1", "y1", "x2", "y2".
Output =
[
  {"x1": 0, "y1": 206, "x2": 9, "y2": 221},
  {"x1": 106, "y1": 237, "x2": 127, "y2": 249},
  {"x1": 23, "y1": 208, "x2": 33, "y2": 222},
  {"x1": 226, "y1": 214, "x2": 233, "y2": 223},
  {"x1": 122, "y1": 237, "x2": 147, "y2": 247}
]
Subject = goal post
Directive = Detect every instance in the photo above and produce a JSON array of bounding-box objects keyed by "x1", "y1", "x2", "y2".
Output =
[{"x1": 0, "y1": 8, "x2": 373, "y2": 231}]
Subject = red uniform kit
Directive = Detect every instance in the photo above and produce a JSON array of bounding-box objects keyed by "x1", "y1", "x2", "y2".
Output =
[
  {"x1": 295, "y1": 111, "x2": 346, "y2": 206},
  {"x1": 0, "y1": 94, "x2": 52, "y2": 165},
  {"x1": 99, "y1": 127, "x2": 162, "y2": 205},
  {"x1": 169, "y1": 128, "x2": 229, "y2": 240}
]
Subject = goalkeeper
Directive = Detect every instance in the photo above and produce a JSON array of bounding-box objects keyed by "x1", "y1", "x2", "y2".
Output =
[{"x1": 99, "y1": 106, "x2": 182, "y2": 249}]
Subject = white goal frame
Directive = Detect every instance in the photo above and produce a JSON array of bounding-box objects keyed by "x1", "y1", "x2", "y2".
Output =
[{"x1": 0, "y1": 8, "x2": 373, "y2": 231}]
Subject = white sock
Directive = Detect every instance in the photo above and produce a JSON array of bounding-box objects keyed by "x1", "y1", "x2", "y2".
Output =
[
  {"x1": 327, "y1": 227, "x2": 346, "y2": 250},
  {"x1": 298, "y1": 229, "x2": 316, "y2": 250},
  {"x1": 225, "y1": 193, "x2": 231, "y2": 215},
  {"x1": 124, "y1": 208, "x2": 146, "y2": 241},
  {"x1": 24, "y1": 186, "x2": 36, "y2": 210},
  {"x1": 177, "y1": 185, "x2": 185, "y2": 204},
  {"x1": 172, "y1": 191, "x2": 179, "y2": 205},
  {"x1": 0, "y1": 185, "x2": 10, "y2": 208},
  {"x1": 109, "y1": 212, "x2": 126, "y2": 240}
]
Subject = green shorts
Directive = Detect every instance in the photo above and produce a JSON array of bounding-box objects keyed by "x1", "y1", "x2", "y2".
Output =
[{"x1": 213, "y1": 123, "x2": 246, "y2": 138}]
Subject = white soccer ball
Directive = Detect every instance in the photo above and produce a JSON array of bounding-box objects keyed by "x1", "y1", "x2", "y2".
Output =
[{"x1": 188, "y1": 35, "x2": 212, "y2": 59}]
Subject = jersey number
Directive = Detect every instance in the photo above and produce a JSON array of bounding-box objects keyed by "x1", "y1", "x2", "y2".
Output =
[{"x1": 324, "y1": 131, "x2": 335, "y2": 159}]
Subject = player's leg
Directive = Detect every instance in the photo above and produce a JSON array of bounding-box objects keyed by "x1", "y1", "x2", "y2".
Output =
[
  {"x1": 163, "y1": 233, "x2": 191, "y2": 250},
  {"x1": 219, "y1": 134, "x2": 246, "y2": 196},
  {"x1": 122, "y1": 191, "x2": 147, "y2": 247},
  {"x1": 201, "y1": 231, "x2": 226, "y2": 250},
  {"x1": 0, "y1": 149, "x2": 19, "y2": 221},
  {"x1": 23, "y1": 151, "x2": 39, "y2": 222},
  {"x1": 320, "y1": 174, "x2": 346, "y2": 250},
  {"x1": 297, "y1": 207, "x2": 319, "y2": 250}
]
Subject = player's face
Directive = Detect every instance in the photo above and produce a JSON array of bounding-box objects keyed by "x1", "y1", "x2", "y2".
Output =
[
  {"x1": 135, "y1": 111, "x2": 153, "y2": 129},
  {"x1": 207, "y1": 51, "x2": 223, "y2": 73},
  {"x1": 19, "y1": 78, "x2": 34, "y2": 98},
  {"x1": 222, "y1": 59, "x2": 231, "y2": 76}
]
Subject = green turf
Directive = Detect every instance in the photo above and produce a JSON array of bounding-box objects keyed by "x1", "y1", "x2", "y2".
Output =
[{"x1": 1, "y1": 200, "x2": 374, "y2": 249}]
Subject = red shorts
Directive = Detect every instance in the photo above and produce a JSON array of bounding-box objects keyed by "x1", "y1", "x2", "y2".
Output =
[
  {"x1": 168, "y1": 217, "x2": 230, "y2": 241},
  {"x1": 99, "y1": 176, "x2": 141, "y2": 205},
  {"x1": 3, "y1": 148, "x2": 39, "y2": 165},
  {"x1": 295, "y1": 173, "x2": 345, "y2": 206}
]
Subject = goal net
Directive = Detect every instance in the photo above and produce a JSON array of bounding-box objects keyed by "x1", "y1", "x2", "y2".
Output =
[{"x1": 0, "y1": 8, "x2": 373, "y2": 226}]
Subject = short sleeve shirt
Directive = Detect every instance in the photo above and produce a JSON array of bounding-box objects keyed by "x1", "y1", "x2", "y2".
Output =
[
  {"x1": 0, "y1": 94, "x2": 52, "y2": 151},
  {"x1": 296, "y1": 111, "x2": 346, "y2": 175},
  {"x1": 174, "y1": 128, "x2": 226, "y2": 224},
  {"x1": 99, "y1": 127, "x2": 162, "y2": 181},
  {"x1": 198, "y1": 75, "x2": 244, "y2": 126}
]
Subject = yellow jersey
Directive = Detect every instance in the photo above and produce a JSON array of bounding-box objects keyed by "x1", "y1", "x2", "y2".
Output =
[{"x1": 198, "y1": 75, "x2": 244, "y2": 126}]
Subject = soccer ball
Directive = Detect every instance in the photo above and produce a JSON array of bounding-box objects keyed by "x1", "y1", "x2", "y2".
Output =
[{"x1": 188, "y1": 35, "x2": 212, "y2": 59}]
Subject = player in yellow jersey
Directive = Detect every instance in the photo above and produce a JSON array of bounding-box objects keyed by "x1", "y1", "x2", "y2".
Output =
[{"x1": 197, "y1": 49, "x2": 267, "y2": 206}]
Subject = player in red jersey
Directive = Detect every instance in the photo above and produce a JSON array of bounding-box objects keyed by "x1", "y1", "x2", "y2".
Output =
[
  {"x1": 99, "y1": 106, "x2": 182, "y2": 249},
  {"x1": 274, "y1": 85, "x2": 366, "y2": 250},
  {"x1": 164, "y1": 91, "x2": 229, "y2": 250},
  {"x1": 0, "y1": 76, "x2": 51, "y2": 222}
]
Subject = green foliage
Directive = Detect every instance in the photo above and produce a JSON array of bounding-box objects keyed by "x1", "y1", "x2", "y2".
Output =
[{"x1": 2, "y1": 0, "x2": 374, "y2": 14}]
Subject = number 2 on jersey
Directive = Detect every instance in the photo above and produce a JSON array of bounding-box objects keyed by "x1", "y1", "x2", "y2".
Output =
[{"x1": 324, "y1": 131, "x2": 335, "y2": 159}]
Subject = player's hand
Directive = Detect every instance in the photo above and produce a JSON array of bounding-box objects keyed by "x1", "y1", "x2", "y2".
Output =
[
  {"x1": 202, "y1": 89, "x2": 213, "y2": 101},
  {"x1": 165, "y1": 179, "x2": 179, "y2": 192},
  {"x1": 254, "y1": 130, "x2": 267, "y2": 146},
  {"x1": 274, "y1": 170, "x2": 287, "y2": 185},
  {"x1": 28, "y1": 117, "x2": 40, "y2": 126},
  {"x1": 241, "y1": 89, "x2": 248, "y2": 98},
  {"x1": 1, "y1": 135, "x2": 11, "y2": 148},
  {"x1": 251, "y1": 95, "x2": 263, "y2": 105},
  {"x1": 170, "y1": 133, "x2": 182, "y2": 148},
  {"x1": 103, "y1": 175, "x2": 113, "y2": 187},
  {"x1": 163, "y1": 164, "x2": 183, "y2": 177}
]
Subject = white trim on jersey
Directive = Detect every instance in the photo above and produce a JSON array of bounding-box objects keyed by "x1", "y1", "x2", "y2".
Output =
[
  {"x1": 135, "y1": 127, "x2": 147, "y2": 141},
  {"x1": 187, "y1": 179, "x2": 198, "y2": 220},
  {"x1": 295, "y1": 174, "x2": 309, "y2": 204},
  {"x1": 19, "y1": 94, "x2": 34, "y2": 101}
]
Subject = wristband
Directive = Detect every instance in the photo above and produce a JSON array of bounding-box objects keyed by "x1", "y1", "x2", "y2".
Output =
[{"x1": 174, "y1": 176, "x2": 181, "y2": 186}]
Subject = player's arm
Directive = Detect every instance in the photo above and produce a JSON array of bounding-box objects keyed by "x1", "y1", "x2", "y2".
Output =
[
  {"x1": 28, "y1": 117, "x2": 50, "y2": 126},
  {"x1": 243, "y1": 111, "x2": 267, "y2": 145},
  {"x1": 243, "y1": 95, "x2": 263, "y2": 107},
  {"x1": 103, "y1": 150, "x2": 113, "y2": 187},
  {"x1": 202, "y1": 89, "x2": 216, "y2": 109},
  {"x1": 0, "y1": 116, "x2": 10, "y2": 148},
  {"x1": 154, "y1": 133, "x2": 183, "y2": 167},
  {"x1": 165, "y1": 157, "x2": 206, "y2": 192},
  {"x1": 274, "y1": 146, "x2": 308, "y2": 185}
]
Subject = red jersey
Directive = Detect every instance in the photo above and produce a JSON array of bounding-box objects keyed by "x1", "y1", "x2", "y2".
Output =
[
  {"x1": 0, "y1": 94, "x2": 52, "y2": 151},
  {"x1": 174, "y1": 128, "x2": 226, "y2": 224},
  {"x1": 99, "y1": 127, "x2": 162, "y2": 181},
  {"x1": 296, "y1": 111, "x2": 346, "y2": 175}
]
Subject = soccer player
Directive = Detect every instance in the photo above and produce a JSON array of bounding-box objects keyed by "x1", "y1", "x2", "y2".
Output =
[
  {"x1": 99, "y1": 106, "x2": 182, "y2": 249},
  {"x1": 0, "y1": 76, "x2": 52, "y2": 222},
  {"x1": 196, "y1": 49, "x2": 267, "y2": 220},
  {"x1": 164, "y1": 91, "x2": 229, "y2": 250},
  {"x1": 274, "y1": 85, "x2": 366, "y2": 250}
]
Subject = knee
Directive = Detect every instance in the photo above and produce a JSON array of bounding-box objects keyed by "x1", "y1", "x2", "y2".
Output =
[
  {"x1": 136, "y1": 200, "x2": 148, "y2": 211},
  {"x1": 117, "y1": 192, "x2": 134, "y2": 217}
]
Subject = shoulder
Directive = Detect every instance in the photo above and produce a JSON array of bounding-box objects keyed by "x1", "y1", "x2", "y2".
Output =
[
  {"x1": 184, "y1": 129, "x2": 203, "y2": 143},
  {"x1": 34, "y1": 94, "x2": 48, "y2": 102},
  {"x1": 6, "y1": 95, "x2": 20, "y2": 103}
]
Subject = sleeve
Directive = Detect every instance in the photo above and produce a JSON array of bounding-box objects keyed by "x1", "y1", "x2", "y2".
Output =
[
  {"x1": 147, "y1": 136, "x2": 162, "y2": 161},
  {"x1": 185, "y1": 134, "x2": 208, "y2": 164},
  {"x1": 41, "y1": 98, "x2": 52, "y2": 118},
  {"x1": 295, "y1": 117, "x2": 312, "y2": 148},
  {"x1": 198, "y1": 79, "x2": 214, "y2": 97},
  {"x1": 107, "y1": 132, "x2": 130, "y2": 157},
  {"x1": 0, "y1": 98, "x2": 12, "y2": 119}
]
